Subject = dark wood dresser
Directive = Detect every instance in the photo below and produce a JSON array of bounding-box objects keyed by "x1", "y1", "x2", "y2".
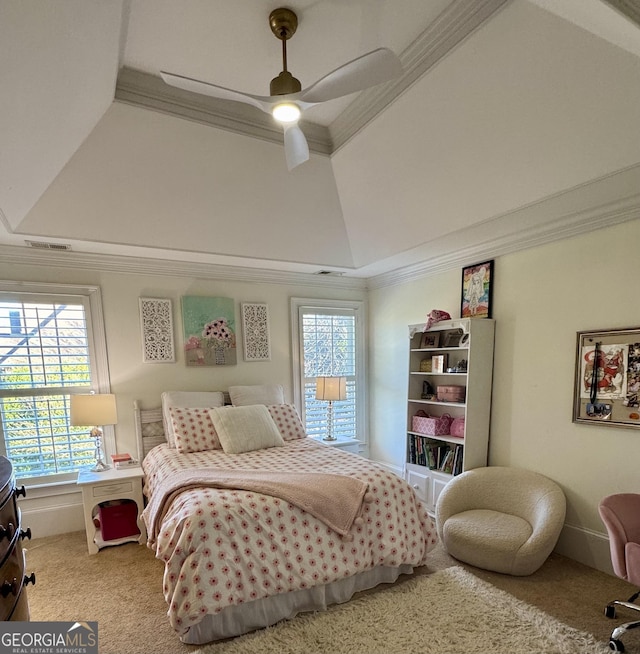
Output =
[{"x1": 0, "y1": 456, "x2": 34, "y2": 620}]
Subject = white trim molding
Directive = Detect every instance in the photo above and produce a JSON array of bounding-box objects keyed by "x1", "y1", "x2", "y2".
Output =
[{"x1": 114, "y1": 0, "x2": 511, "y2": 155}]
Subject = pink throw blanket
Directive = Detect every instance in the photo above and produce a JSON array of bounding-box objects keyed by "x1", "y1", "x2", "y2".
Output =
[{"x1": 144, "y1": 467, "x2": 371, "y2": 544}]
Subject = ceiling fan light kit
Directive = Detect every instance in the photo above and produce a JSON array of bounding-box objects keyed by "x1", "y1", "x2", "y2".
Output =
[
  {"x1": 272, "y1": 102, "x2": 301, "y2": 124},
  {"x1": 160, "y1": 7, "x2": 403, "y2": 171}
]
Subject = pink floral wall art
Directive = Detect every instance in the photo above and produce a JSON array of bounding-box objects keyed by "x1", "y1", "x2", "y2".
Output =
[{"x1": 181, "y1": 296, "x2": 237, "y2": 366}]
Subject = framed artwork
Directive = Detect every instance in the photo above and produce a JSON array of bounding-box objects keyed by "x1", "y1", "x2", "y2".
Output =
[
  {"x1": 420, "y1": 332, "x2": 440, "y2": 348},
  {"x1": 573, "y1": 326, "x2": 640, "y2": 429},
  {"x1": 241, "y1": 303, "x2": 271, "y2": 361},
  {"x1": 139, "y1": 298, "x2": 175, "y2": 363},
  {"x1": 443, "y1": 329, "x2": 463, "y2": 348},
  {"x1": 461, "y1": 260, "x2": 494, "y2": 319},
  {"x1": 181, "y1": 296, "x2": 237, "y2": 366}
]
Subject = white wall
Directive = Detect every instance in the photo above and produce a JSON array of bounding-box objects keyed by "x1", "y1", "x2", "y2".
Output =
[
  {"x1": 368, "y1": 218, "x2": 640, "y2": 573},
  {"x1": 0, "y1": 257, "x2": 365, "y2": 536}
]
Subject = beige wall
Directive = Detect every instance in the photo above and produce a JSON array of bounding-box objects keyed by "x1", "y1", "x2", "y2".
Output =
[
  {"x1": 4, "y1": 219, "x2": 639, "y2": 571},
  {"x1": 369, "y1": 218, "x2": 640, "y2": 571},
  {"x1": 0, "y1": 260, "x2": 365, "y2": 462}
]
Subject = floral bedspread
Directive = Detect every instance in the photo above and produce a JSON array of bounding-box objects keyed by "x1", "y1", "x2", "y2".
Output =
[{"x1": 142, "y1": 438, "x2": 437, "y2": 636}]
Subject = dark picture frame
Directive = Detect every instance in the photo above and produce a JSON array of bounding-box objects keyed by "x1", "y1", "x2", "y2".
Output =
[
  {"x1": 420, "y1": 332, "x2": 440, "y2": 348},
  {"x1": 573, "y1": 326, "x2": 640, "y2": 429},
  {"x1": 461, "y1": 260, "x2": 494, "y2": 319}
]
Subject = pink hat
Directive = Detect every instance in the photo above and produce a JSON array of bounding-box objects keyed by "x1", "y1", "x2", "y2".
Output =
[{"x1": 425, "y1": 309, "x2": 451, "y2": 331}]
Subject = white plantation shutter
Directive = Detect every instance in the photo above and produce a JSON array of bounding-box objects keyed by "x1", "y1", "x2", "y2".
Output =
[
  {"x1": 291, "y1": 299, "x2": 366, "y2": 443},
  {"x1": 0, "y1": 284, "x2": 110, "y2": 483}
]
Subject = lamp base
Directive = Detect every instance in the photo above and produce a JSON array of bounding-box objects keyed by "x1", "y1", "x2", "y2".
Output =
[
  {"x1": 91, "y1": 459, "x2": 110, "y2": 473},
  {"x1": 322, "y1": 435, "x2": 337, "y2": 442}
]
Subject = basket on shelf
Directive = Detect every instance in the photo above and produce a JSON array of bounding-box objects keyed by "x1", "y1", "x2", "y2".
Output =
[
  {"x1": 412, "y1": 411, "x2": 452, "y2": 436},
  {"x1": 450, "y1": 417, "x2": 465, "y2": 438},
  {"x1": 436, "y1": 385, "x2": 466, "y2": 402}
]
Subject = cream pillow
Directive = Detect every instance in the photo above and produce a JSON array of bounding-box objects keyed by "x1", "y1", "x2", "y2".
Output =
[
  {"x1": 208, "y1": 405, "x2": 285, "y2": 454},
  {"x1": 161, "y1": 391, "x2": 225, "y2": 447},
  {"x1": 228, "y1": 384, "x2": 285, "y2": 406}
]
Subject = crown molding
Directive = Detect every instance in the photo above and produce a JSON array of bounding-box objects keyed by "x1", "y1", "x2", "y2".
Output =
[
  {"x1": 604, "y1": 0, "x2": 640, "y2": 27},
  {"x1": 367, "y1": 190, "x2": 640, "y2": 290},
  {"x1": 330, "y1": 0, "x2": 512, "y2": 151},
  {"x1": 0, "y1": 245, "x2": 367, "y2": 291},
  {"x1": 114, "y1": 0, "x2": 511, "y2": 156},
  {"x1": 5, "y1": 186, "x2": 639, "y2": 293},
  {"x1": 115, "y1": 67, "x2": 332, "y2": 155}
]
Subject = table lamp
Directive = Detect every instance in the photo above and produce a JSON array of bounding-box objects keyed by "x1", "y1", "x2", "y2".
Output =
[
  {"x1": 315, "y1": 376, "x2": 347, "y2": 441},
  {"x1": 70, "y1": 393, "x2": 118, "y2": 472}
]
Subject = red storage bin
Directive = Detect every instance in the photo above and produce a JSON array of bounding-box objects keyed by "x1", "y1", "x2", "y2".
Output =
[{"x1": 98, "y1": 499, "x2": 140, "y2": 541}]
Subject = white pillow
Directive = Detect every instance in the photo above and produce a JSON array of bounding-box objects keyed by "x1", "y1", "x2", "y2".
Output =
[
  {"x1": 228, "y1": 384, "x2": 285, "y2": 406},
  {"x1": 208, "y1": 405, "x2": 285, "y2": 454},
  {"x1": 161, "y1": 391, "x2": 225, "y2": 447}
]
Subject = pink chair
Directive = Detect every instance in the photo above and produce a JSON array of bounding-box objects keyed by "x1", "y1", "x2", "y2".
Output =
[{"x1": 599, "y1": 493, "x2": 640, "y2": 653}]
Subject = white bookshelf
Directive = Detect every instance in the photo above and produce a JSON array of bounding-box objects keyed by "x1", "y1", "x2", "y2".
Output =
[{"x1": 405, "y1": 318, "x2": 495, "y2": 514}]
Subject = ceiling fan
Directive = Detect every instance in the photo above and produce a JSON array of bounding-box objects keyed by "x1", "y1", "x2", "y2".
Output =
[{"x1": 160, "y1": 7, "x2": 403, "y2": 171}]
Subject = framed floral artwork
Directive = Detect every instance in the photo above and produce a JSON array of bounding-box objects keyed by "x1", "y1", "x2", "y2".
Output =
[
  {"x1": 461, "y1": 260, "x2": 494, "y2": 319},
  {"x1": 181, "y1": 296, "x2": 237, "y2": 366}
]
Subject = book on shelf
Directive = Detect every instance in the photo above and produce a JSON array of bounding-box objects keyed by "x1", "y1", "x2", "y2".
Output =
[
  {"x1": 408, "y1": 436, "x2": 464, "y2": 475},
  {"x1": 111, "y1": 452, "x2": 132, "y2": 463}
]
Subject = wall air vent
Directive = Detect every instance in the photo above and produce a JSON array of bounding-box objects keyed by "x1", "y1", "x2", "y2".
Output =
[
  {"x1": 315, "y1": 270, "x2": 344, "y2": 276},
  {"x1": 25, "y1": 240, "x2": 72, "y2": 251}
]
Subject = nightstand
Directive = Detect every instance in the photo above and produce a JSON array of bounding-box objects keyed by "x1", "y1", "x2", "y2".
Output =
[
  {"x1": 312, "y1": 437, "x2": 361, "y2": 454},
  {"x1": 77, "y1": 466, "x2": 147, "y2": 555}
]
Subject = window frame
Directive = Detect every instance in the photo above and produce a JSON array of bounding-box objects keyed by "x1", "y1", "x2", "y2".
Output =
[
  {"x1": 0, "y1": 280, "x2": 112, "y2": 485},
  {"x1": 290, "y1": 297, "x2": 367, "y2": 444}
]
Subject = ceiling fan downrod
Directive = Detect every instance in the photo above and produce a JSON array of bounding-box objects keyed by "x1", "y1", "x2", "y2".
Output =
[{"x1": 269, "y1": 8, "x2": 301, "y2": 96}]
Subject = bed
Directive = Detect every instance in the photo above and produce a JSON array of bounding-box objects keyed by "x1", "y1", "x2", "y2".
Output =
[{"x1": 134, "y1": 387, "x2": 437, "y2": 644}]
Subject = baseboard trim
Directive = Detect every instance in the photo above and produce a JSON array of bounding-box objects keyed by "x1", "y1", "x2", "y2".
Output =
[
  {"x1": 372, "y1": 458, "x2": 614, "y2": 576},
  {"x1": 25, "y1": 462, "x2": 615, "y2": 580},
  {"x1": 554, "y1": 522, "x2": 614, "y2": 576},
  {"x1": 21, "y1": 493, "x2": 85, "y2": 538}
]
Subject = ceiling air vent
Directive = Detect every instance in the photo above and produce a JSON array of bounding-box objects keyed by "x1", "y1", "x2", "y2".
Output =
[{"x1": 25, "y1": 240, "x2": 72, "y2": 251}]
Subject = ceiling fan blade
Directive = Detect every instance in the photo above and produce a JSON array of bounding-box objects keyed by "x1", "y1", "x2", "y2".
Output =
[
  {"x1": 160, "y1": 71, "x2": 273, "y2": 114},
  {"x1": 283, "y1": 123, "x2": 309, "y2": 171},
  {"x1": 299, "y1": 47, "x2": 402, "y2": 104}
]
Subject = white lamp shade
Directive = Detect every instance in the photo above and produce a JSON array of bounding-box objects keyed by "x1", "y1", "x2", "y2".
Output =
[
  {"x1": 315, "y1": 377, "x2": 347, "y2": 402},
  {"x1": 70, "y1": 393, "x2": 118, "y2": 427}
]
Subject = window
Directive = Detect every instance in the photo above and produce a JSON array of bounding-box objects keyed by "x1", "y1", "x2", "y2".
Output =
[
  {"x1": 0, "y1": 282, "x2": 110, "y2": 484},
  {"x1": 291, "y1": 298, "x2": 366, "y2": 442}
]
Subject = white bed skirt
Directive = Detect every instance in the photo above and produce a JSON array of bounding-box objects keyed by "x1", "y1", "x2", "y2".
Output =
[{"x1": 181, "y1": 563, "x2": 415, "y2": 644}]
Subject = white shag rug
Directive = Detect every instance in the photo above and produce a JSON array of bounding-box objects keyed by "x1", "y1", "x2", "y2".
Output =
[{"x1": 193, "y1": 566, "x2": 609, "y2": 654}]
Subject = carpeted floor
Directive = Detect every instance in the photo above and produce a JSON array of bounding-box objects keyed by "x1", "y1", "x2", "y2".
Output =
[
  {"x1": 192, "y1": 567, "x2": 610, "y2": 654},
  {"x1": 24, "y1": 530, "x2": 638, "y2": 654}
]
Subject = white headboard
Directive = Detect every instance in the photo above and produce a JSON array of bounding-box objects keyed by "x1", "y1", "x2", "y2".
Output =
[
  {"x1": 133, "y1": 401, "x2": 166, "y2": 461},
  {"x1": 133, "y1": 393, "x2": 232, "y2": 461}
]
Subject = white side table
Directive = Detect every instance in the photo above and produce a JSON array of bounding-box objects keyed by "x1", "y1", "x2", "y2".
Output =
[
  {"x1": 312, "y1": 437, "x2": 361, "y2": 455},
  {"x1": 77, "y1": 466, "x2": 147, "y2": 555}
]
